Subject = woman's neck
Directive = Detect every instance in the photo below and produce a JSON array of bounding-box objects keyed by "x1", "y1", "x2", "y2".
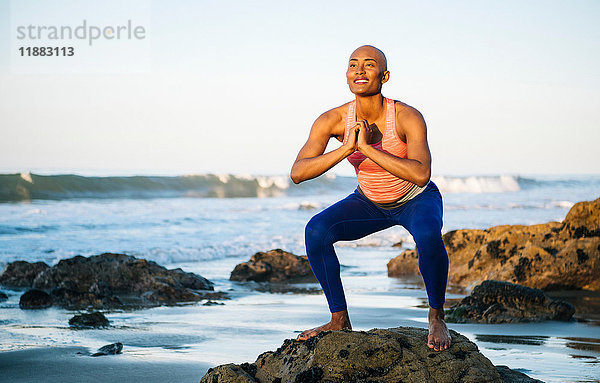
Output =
[{"x1": 355, "y1": 94, "x2": 385, "y2": 122}]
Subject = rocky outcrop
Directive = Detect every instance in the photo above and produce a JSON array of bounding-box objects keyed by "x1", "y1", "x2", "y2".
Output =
[
  {"x1": 230, "y1": 249, "x2": 316, "y2": 283},
  {"x1": 200, "y1": 327, "x2": 541, "y2": 383},
  {"x1": 446, "y1": 280, "x2": 575, "y2": 323},
  {"x1": 0, "y1": 291, "x2": 7, "y2": 301},
  {"x1": 69, "y1": 312, "x2": 110, "y2": 328},
  {"x1": 0, "y1": 261, "x2": 49, "y2": 288},
  {"x1": 19, "y1": 289, "x2": 53, "y2": 309},
  {"x1": 388, "y1": 198, "x2": 600, "y2": 291},
  {"x1": 1, "y1": 253, "x2": 225, "y2": 309}
]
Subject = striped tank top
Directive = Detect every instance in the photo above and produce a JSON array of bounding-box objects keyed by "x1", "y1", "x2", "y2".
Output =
[{"x1": 344, "y1": 97, "x2": 424, "y2": 205}]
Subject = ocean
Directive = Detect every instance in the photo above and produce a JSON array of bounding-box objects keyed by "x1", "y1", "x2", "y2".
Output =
[{"x1": 0, "y1": 172, "x2": 599, "y2": 382}]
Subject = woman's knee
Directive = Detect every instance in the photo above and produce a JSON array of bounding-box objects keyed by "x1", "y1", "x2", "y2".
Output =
[
  {"x1": 412, "y1": 222, "x2": 444, "y2": 252},
  {"x1": 305, "y1": 214, "x2": 333, "y2": 250}
]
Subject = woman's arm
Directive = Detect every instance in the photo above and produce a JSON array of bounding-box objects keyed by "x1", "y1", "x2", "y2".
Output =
[
  {"x1": 356, "y1": 107, "x2": 431, "y2": 187},
  {"x1": 291, "y1": 110, "x2": 358, "y2": 184}
]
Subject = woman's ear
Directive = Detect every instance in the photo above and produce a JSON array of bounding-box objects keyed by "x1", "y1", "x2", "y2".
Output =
[{"x1": 381, "y1": 71, "x2": 390, "y2": 84}]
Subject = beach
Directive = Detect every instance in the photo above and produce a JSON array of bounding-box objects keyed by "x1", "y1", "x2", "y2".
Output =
[{"x1": 1, "y1": 173, "x2": 599, "y2": 382}]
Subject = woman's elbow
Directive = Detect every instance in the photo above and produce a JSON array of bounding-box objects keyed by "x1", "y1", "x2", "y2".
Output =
[
  {"x1": 415, "y1": 169, "x2": 431, "y2": 188},
  {"x1": 290, "y1": 168, "x2": 303, "y2": 184}
]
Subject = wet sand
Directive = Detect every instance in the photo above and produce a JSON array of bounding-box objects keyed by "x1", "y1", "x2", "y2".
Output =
[{"x1": 0, "y1": 346, "x2": 212, "y2": 383}]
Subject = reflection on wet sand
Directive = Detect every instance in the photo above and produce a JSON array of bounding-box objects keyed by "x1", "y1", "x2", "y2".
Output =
[
  {"x1": 475, "y1": 333, "x2": 600, "y2": 368},
  {"x1": 563, "y1": 337, "x2": 600, "y2": 353},
  {"x1": 475, "y1": 334, "x2": 549, "y2": 346}
]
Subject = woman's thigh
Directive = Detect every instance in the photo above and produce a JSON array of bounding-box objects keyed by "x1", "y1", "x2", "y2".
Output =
[
  {"x1": 306, "y1": 192, "x2": 393, "y2": 244},
  {"x1": 389, "y1": 184, "x2": 443, "y2": 235}
]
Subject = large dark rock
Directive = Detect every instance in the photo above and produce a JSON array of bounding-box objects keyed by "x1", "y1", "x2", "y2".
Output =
[
  {"x1": 200, "y1": 327, "x2": 541, "y2": 383},
  {"x1": 388, "y1": 198, "x2": 600, "y2": 291},
  {"x1": 69, "y1": 312, "x2": 110, "y2": 328},
  {"x1": 19, "y1": 289, "x2": 53, "y2": 309},
  {"x1": 230, "y1": 249, "x2": 316, "y2": 283},
  {"x1": 0, "y1": 261, "x2": 49, "y2": 287},
  {"x1": 0, "y1": 291, "x2": 7, "y2": 301},
  {"x1": 446, "y1": 280, "x2": 575, "y2": 323},
  {"x1": 2, "y1": 253, "x2": 225, "y2": 309}
]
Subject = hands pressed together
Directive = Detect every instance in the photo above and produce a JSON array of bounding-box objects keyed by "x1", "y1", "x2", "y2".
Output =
[{"x1": 344, "y1": 120, "x2": 374, "y2": 155}]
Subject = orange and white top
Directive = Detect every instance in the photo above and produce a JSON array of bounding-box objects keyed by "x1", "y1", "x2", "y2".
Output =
[{"x1": 344, "y1": 97, "x2": 416, "y2": 204}]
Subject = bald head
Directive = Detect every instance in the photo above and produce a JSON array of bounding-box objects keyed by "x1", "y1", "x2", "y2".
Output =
[{"x1": 350, "y1": 45, "x2": 387, "y2": 71}]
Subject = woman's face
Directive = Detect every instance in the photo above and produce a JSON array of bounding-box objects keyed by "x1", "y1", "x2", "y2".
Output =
[{"x1": 346, "y1": 46, "x2": 389, "y2": 96}]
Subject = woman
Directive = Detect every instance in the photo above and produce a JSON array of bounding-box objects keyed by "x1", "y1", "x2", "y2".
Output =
[{"x1": 290, "y1": 45, "x2": 451, "y2": 351}]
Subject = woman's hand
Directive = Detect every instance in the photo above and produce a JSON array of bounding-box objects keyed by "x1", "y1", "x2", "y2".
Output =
[
  {"x1": 342, "y1": 123, "x2": 360, "y2": 155},
  {"x1": 356, "y1": 120, "x2": 372, "y2": 152}
]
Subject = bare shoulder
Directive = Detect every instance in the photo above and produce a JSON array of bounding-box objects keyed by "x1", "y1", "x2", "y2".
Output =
[
  {"x1": 393, "y1": 100, "x2": 426, "y2": 126},
  {"x1": 390, "y1": 100, "x2": 427, "y2": 143},
  {"x1": 313, "y1": 102, "x2": 350, "y2": 138}
]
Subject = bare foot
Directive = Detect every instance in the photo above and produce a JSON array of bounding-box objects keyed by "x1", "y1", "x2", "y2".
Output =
[
  {"x1": 296, "y1": 310, "x2": 351, "y2": 341},
  {"x1": 428, "y1": 307, "x2": 451, "y2": 351}
]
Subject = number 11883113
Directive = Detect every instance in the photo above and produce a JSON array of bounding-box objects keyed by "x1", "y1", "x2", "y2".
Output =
[{"x1": 18, "y1": 47, "x2": 74, "y2": 56}]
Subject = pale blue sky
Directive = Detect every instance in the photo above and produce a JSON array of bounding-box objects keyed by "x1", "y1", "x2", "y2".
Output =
[{"x1": 1, "y1": 0, "x2": 598, "y2": 176}]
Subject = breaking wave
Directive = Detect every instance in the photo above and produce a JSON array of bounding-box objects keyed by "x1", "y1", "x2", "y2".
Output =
[
  {"x1": 1, "y1": 172, "x2": 593, "y2": 202},
  {"x1": 0, "y1": 172, "x2": 349, "y2": 202},
  {"x1": 432, "y1": 175, "x2": 521, "y2": 193}
]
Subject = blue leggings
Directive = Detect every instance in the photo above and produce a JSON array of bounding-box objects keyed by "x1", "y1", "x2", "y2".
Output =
[{"x1": 305, "y1": 182, "x2": 448, "y2": 312}]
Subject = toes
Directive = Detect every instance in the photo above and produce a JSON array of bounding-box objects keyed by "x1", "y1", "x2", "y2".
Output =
[
  {"x1": 441, "y1": 333, "x2": 451, "y2": 350},
  {"x1": 427, "y1": 335, "x2": 435, "y2": 349},
  {"x1": 435, "y1": 336, "x2": 451, "y2": 351},
  {"x1": 297, "y1": 330, "x2": 315, "y2": 341},
  {"x1": 445, "y1": 339, "x2": 452, "y2": 350}
]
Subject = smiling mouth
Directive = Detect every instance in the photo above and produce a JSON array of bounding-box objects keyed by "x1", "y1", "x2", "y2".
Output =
[{"x1": 354, "y1": 79, "x2": 368, "y2": 84}]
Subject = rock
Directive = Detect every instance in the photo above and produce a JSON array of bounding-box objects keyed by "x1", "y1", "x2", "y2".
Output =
[
  {"x1": 203, "y1": 300, "x2": 225, "y2": 306},
  {"x1": 3, "y1": 253, "x2": 224, "y2": 309},
  {"x1": 253, "y1": 283, "x2": 323, "y2": 294},
  {"x1": 200, "y1": 327, "x2": 540, "y2": 383},
  {"x1": 446, "y1": 280, "x2": 575, "y2": 323},
  {"x1": 202, "y1": 364, "x2": 257, "y2": 383},
  {"x1": 561, "y1": 198, "x2": 600, "y2": 239},
  {"x1": 69, "y1": 312, "x2": 110, "y2": 328},
  {"x1": 91, "y1": 342, "x2": 123, "y2": 357},
  {"x1": 19, "y1": 289, "x2": 53, "y2": 309},
  {"x1": 0, "y1": 291, "x2": 7, "y2": 301},
  {"x1": 496, "y1": 366, "x2": 544, "y2": 383},
  {"x1": 388, "y1": 198, "x2": 600, "y2": 291},
  {"x1": 0, "y1": 261, "x2": 49, "y2": 287},
  {"x1": 230, "y1": 249, "x2": 317, "y2": 283}
]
